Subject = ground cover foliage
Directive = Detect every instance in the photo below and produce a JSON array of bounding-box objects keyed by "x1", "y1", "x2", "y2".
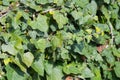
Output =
[{"x1": 0, "y1": 0, "x2": 120, "y2": 80}]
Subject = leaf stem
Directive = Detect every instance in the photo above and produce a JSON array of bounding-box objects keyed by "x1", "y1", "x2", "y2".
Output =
[{"x1": 107, "y1": 20, "x2": 114, "y2": 45}]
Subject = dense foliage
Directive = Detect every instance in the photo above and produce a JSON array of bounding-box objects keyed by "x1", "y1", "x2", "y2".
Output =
[{"x1": 0, "y1": 0, "x2": 120, "y2": 80}]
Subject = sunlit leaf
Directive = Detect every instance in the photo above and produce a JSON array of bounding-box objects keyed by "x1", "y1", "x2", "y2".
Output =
[
  {"x1": 4, "y1": 58, "x2": 12, "y2": 65},
  {"x1": 22, "y1": 52, "x2": 34, "y2": 67},
  {"x1": 1, "y1": 44, "x2": 17, "y2": 55}
]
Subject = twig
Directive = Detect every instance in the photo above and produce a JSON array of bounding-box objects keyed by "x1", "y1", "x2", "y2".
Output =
[{"x1": 0, "y1": 6, "x2": 11, "y2": 19}]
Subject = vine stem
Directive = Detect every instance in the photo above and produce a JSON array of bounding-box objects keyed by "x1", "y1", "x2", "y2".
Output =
[{"x1": 107, "y1": 20, "x2": 114, "y2": 45}]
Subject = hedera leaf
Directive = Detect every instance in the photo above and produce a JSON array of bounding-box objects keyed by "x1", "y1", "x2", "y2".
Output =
[
  {"x1": 47, "y1": 66, "x2": 63, "y2": 80},
  {"x1": 51, "y1": 36, "x2": 62, "y2": 50},
  {"x1": 115, "y1": 19, "x2": 120, "y2": 30},
  {"x1": 104, "y1": 0, "x2": 110, "y2": 4},
  {"x1": 11, "y1": 55, "x2": 27, "y2": 73},
  {"x1": 5, "y1": 64, "x2": 28, "y2": 80},
  {"x1": 115, "y1": 34, "x2": 120, "y2": 45},
  {"x1": 22, "y1": 52, "x2": 34, "y2": 67},
  {"x1": 1, "y1": 0, "x2": 120, "y2": 80},
  {"x1": 82, "y1": 67, "x2": 94, "y2": 78},
  {"x1": 10, "y1": 34, "x2": 23, "y2": 50},
  {"x1": 28, "y1": 14, "x2": 48, "y2": 32},
  {"x1": 31, "y1": 54, "x2": 44, "y2": 76},
  {"x1": 114, "y1": 62, "x2": 120, "y2": 78},
  {"x1": 63, "y1": 63, "x2": 85, "y2": 74},
  {"x1": 87, "y1": 0, "x2": 97, "y2": 15},
  {"x1": 36, "y1": 0, "x2": 48, "y2": 4},
  {"x1": 71, "y1": 10, "x2": 83, "y2": 20},
  {"x1": 1, "y1": 44, "x2": 17, "y2": 55},
  {"x1": 4, "y1": 58, "x2": 12, "y2": 65},
  {"x1": 53, "y1": 11, "x2": 68, "y2": 29},
  {"x1": 36, "y1": 38, "x2": 47, "y2": 53}
]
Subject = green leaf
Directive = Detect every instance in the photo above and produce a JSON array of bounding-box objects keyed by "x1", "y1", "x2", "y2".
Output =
[
  {"x1": 5, "y1": 64, "x2": 28, "y2": 80},
  {"x1": 63, "y1": 63, "x2": 85, "y2": 74},
  {"x1": 93, "y1": 23, "x2": 110, "y2": 32},
  {"x1": 102, "y1": 48, "x2": 115, "y2": 65},
  {"x1": 74, "y1": 42, "x2": 84, "y2": 54},
  {"x1": 53, "y1": 11, "x2": 68, "y2": 29},
  {"x1": 28, "y1": 31, "x2": 37, "y2": 39},
  {"x1": 115, "y1": 19, "x2": 120, "y2": 30},
  {"x1": 28, "y1": 14, "x2": 48, "y2": 32},
  {"x1": 10, "y1": 34, "x2": 23, "y2": 50},
  {"x1": 101, "y1": 5, "x2": 110, "y2": 19},
  {"x1": 36, "y1": 38, "x2": 47, "y2": 53},
  {"x1": 31, "y1": 54, "x2": 45, "y2": 76},
  {"x1": 1, "y1": 44, "x2": 17, "y2": 55},
  {"x1": 51, "y1": 36, "x2": 62, "y2": 50},
  {"x1": 47, "y1": 66, "x2": 63, "y2": 80},
  {"x1": 71, "y1": 10, "x2": 83, "y2": 20},
  {"x1": 115, "y1": 34, "x2": 120, "y2": 45},
  {"x1": 112, "y1": 47, "x2": 120, "y2": 57},
  {"x1": 0, "y1": 53, "x2": 8, "y2": 59},
  {"x1": 75, "y1": 0, "x2": 89, "y2": 8},
  {"x1": 91, "y1": 68, "x2": 102, "y2": 80},
  {"x1": 36, "y1": 0, "x2": 48, "y2": 4},
  {"x1": 54, "y1": 0, "x2": 64, "y2": 6},
  {"x1": 87, "y1": 0, "x2": 97, "y2": 15},
  {"x1": 104, "y1": 0, "x2": 110, "y2": 4},
  {"x1": 82, "y1": 67, "x2": 94, "y2": 78},
  {"x1": 114, "y1": 62, "x2": 120, "y2": 78},
  {"x1": 60, "y1": 48, "x2": 69, "y2": 60},
  {"x1": 22, "y1": 52, "x2": 34, "y2": 67},
  {"x1": 44, "y1": 61, "x2": 53, "y2": 75},
  {"x1": 79, "y1": 15, "x2": 91, "y2": 25},
  {"x1": 12, "y1": 55, "x2": 27, "y2": 73},
  {"x1": 1, "y1": 32, "x2": 11, "y2": 43}
]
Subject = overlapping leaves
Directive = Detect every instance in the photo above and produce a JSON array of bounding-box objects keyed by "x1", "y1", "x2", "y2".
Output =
[{"x1": 0, "y1": 0, "x2": 120, "y2": 80}]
